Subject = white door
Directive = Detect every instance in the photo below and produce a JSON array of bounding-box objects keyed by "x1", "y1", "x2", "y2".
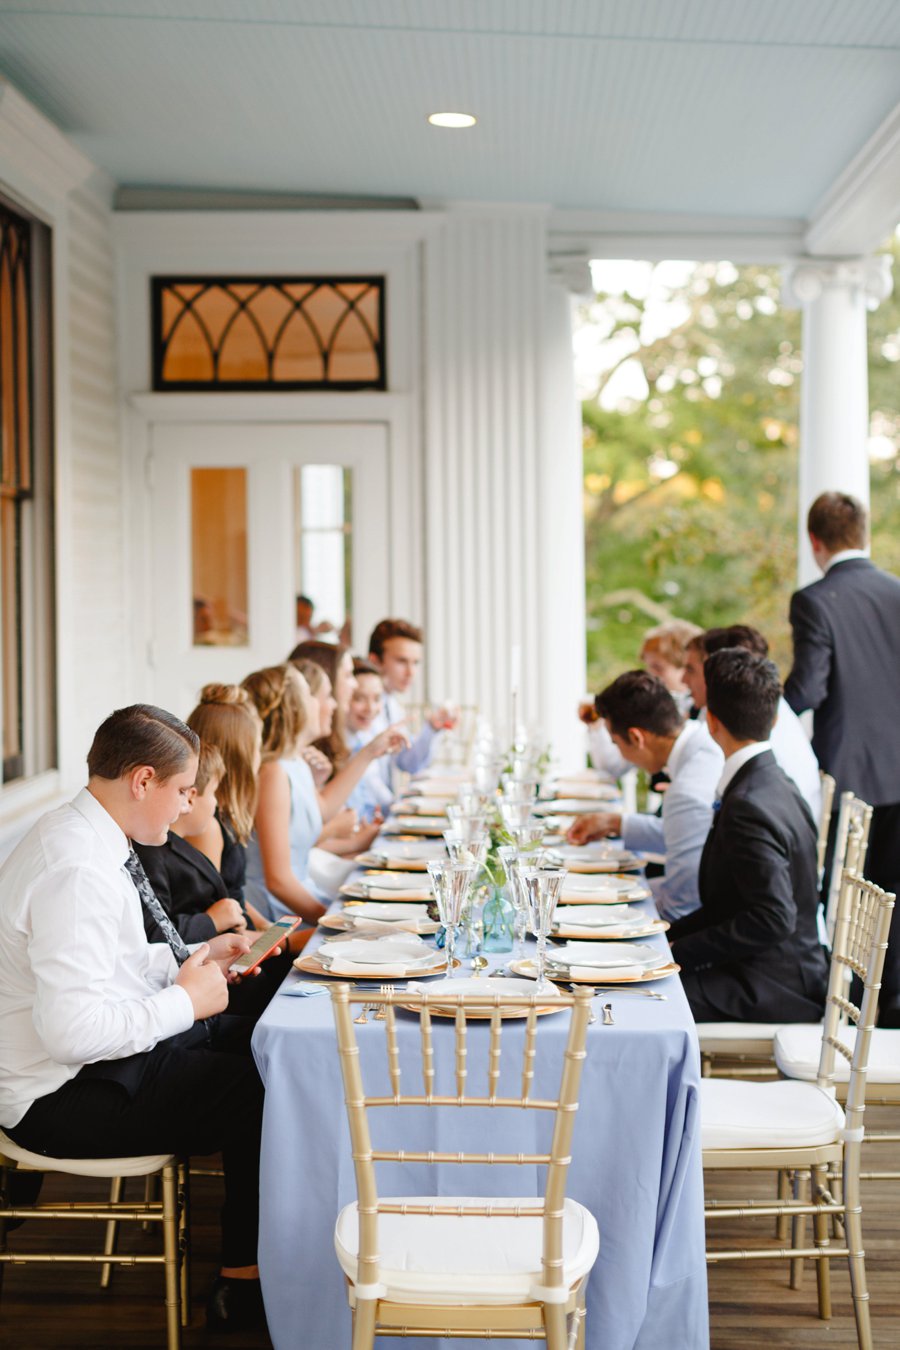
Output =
[{"x1": 147, "y1": 421, "x2": 389, "y2": 719}]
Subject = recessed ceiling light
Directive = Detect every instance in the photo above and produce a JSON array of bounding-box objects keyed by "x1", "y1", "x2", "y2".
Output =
[{"x1": 428, "y1": 112, "x2": 477, "y2": 129}]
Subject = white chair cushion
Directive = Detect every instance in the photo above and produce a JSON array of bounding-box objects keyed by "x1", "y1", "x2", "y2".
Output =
[
  {"x1": 700, "y1": 1079, "x2": 844, "y2": 1151},
  {"x1": 334, "y1": 1196, "x2": 599, "y2": 1306},
  {"x1": 697, "y1": 1022, "x2": 783, "y2": 1044},
  {"x1": 0, "y1": 1129, "x2": 173, "y2": 1177},
  {"x1": 774, "y1": 1024, "x2": 900, "y2": 1084}
]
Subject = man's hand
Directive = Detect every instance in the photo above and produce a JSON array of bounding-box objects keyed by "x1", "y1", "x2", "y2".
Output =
[
  {"x1": 427, "y1": 705, "x2": 458, "y2": 731},
  {"x1": 302, "y1": 746, "x2": 332, "y2": 788},
  {"x1": 205, "y1": 932, "x2": 263, "y2": 984},
  {"x1": 175, "y1": 944, "x2": 230, "y2": 1019},
  {"x1": 565, "y1": 811, "x2": 622, "y2": 845},
  {"x1": 368, "y1": 724, "x2": 411, "y2": 759},
  {"x1": 205, "y1": 897, "x2": 248, "y2": 934}
]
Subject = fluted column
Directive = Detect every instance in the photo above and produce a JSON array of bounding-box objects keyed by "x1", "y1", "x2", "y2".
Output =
[
  {"x1": 783, "y1": 255, "x2": 893, "y2": 584},
  {"x1": 423, "y1": 209, "x2": 586, "y2": 759}
]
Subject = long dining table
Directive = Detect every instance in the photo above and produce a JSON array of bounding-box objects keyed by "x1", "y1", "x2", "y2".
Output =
[{"x1": 251, "y1": 846, "x2": 709, "y2": 1350}]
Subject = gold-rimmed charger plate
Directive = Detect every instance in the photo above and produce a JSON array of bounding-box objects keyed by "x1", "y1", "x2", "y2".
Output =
[
  {"x1": 555, "y1": 879, "x2": 650, "y2": 904},
  {"x1": 319, "y1": 912, "x2": 441, "y2": 935},
  {"x1": 401, "y1": 976, "x2": 566, "y2": 1018},
  {"x1": 561, "y1": 854, "x2": 642, "y2": 874},
  {"x1": 550, "y1": 917, "x2": 669, "y2": 940},
  {"x1": 382, "y1": 816, "x2": 447, "y2": 836},
  {"x1": 339, "y1": 881, "x2": 433, "y2": 901},
  {"x1": 509, "y1": 958, "x2": 680, "y2": 985},
  {"x1": 294, "y1": 949, "x2": 447, "y2": 980},
  {"x1": 355, "y1": 852, "x2": 431, "y2": 872}
]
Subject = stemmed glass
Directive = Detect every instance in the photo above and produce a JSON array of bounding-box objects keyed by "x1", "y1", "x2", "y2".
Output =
[
  {"x1": 521, "y1": 866, "x2": 568, "y2": 993},
  {"x1": 498, "y1": 845, "x2": 530, "y2": 960},
  {"x1": 513, "y1": 823, "x2": 546, "y2": 854},
  {"x1": 427, "y1": 859, "x2": 477, "y2": 978},
  {"x1": 443, "y1": 830, "x2": 488, "y2": 870},
  {"x1": 499, "y1": 797, "x2": 534, "y2": 834},
  {"x1": 446, "y1": 805, "x2": 487, "y2": 840}
]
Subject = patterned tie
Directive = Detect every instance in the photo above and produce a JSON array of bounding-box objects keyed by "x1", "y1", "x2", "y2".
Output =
[{"x1": 124, "y1": 848, "x2": 191, "y2": 967}]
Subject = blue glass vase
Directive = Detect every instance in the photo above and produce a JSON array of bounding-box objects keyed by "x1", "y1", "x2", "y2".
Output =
[{"x1": 481, "y1": 885, "x2": 515, "y2": 953}]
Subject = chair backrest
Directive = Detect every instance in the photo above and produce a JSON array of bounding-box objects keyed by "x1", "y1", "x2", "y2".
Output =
[
  {"x1": 330, "y1": 985, "x2": 594, "y2": 1301},
  {"x1": 816, "y1": 872, "x2": 895, "y2": 1142},
  {"x1": 824, "y1": 791, "x2": 873, "y2": 944},
  {"x1": 816, "y1": 772, "x2": 836, "y2": 883}
]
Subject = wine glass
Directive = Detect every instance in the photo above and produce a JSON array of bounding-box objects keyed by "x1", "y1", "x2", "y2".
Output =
[
  {"x1": 428, "y1": 859, "x2": 477, "y2": 979},
  {"x1": 499, "y1": 797, "x2": 534, "y2": 834},
  {"x1": 443, "y1": 829, "x2": 488, "y2": 870},
  {"x1": 521, "y1": 866, "x2": 568, "y2": 992},
  {"x1": 497, "y1": 845, "x2": 529, "y2": 960},
  {"x1": 513, "y1": 823, "x2": 546, "y2": 854},
  {"x1": 446, "y1": 805, "x2": 488, "y2": 840}
]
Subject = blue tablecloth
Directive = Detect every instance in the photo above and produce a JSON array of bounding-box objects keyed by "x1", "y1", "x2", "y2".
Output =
[{"x1": 252, "y1": 904, "x2": 709, "y2": 1350}]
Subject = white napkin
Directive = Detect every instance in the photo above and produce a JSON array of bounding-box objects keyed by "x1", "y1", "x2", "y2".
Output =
[
  {"x1": 553, "y1": 904, "x2": 634, "y2": 929},
  {"x1": 547, "y1": 941, "x2": 660, "y2": 980},
  {"x1": 560, "y1": 884, "x2": 634, "y2": 903},
  {"x1": 353, "y1": 886, "x2": 432, "y2": 901},
  {"x1": 348, "y1": 902, "x2": 433, "y2": 922},
  {"x1": 318, "y1": 935, "x2": 438, "y2": 976}
]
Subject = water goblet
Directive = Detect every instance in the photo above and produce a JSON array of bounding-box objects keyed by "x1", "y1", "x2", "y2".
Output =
[
  {"x1": 521, "y1": 866, "x2": 568, "y2": 993},
  {"x1": 457, "y1": 786, "x2": 488, "y2": 815},
  {"x1": 428, "y1": 859, "x2": 476, "y2": 978},
  {"x1": 499, "y1": 797, "x2": 534, "y2": 834},
  {"x1": 443, "y1": 829, "x2": 488, "y2": 870},
  {"x1": 497, "y1": 845, "x2": 529, "y2": 960},
  {"x1": 500, "y1": 772, "x2": 538, "y2": 800},
  {"x1": 512, "y1": 823, "x2": 546, "y2": 854}
]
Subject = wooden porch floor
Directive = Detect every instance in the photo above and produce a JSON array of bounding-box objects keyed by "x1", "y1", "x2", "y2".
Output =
[{"x1": 1, "y1": 1104, "x2": 898, "y2": 1348}]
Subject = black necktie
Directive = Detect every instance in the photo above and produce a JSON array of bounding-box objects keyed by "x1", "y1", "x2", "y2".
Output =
[{"x1": 124, "y1": 848, "x2": 191, "y2": 967}]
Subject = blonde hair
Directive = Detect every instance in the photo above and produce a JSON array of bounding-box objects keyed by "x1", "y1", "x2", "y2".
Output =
[
  {"x1": 186, "y1": 684, "x2": 261, "y2": 844},
  {"x1": 640, "y1": 619, "x2": 703, "y2": 671},
  {"x1": 291, "y1": 649, "x2": 350, "y2": 770},
  {"x1": 242, "y1": 663, "x2": 309, "y2": 762},
  {"x1": 194, "y1": 741, "x2": 226, "y2": 796}
]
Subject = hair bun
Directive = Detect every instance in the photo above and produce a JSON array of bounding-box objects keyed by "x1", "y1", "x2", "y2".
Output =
[{"x1": 197, "y1": 682, "x2": 250, "y2": 707}]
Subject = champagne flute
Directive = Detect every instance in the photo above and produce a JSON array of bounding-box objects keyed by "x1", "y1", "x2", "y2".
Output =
[
  {"x1": 443, "y1": 829, "x2": 488, "y2": 870},
  {"x1": 521, "y1": 866, "x2": 568, "y2": 993},
  {"x1": 499, "y1": 797, "x2": 534, "y2": 834},
  {"x1": 428, "y1": 859, "x2": 476, "y2": 978},
  {"x1": 498, "y1": 845, "x2": 529, "y2": 960}
]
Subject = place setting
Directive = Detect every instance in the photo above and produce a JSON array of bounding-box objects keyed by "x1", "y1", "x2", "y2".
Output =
[
  {"x1": 510, "y1": 941, "x2": 679, "y2": 986},
  {"x1": 548, "y1": 842, "x2": 643, "y2": 873},
  {"x1": 318, "y1": 901, "x2": 440, "y2": 935},
  {"x1": 355, "y1": 840, "x2": 445, "y2": 870},
  {"x1": 555, "y1": 872, "x2": 650, "y2": 903},
  {"x1": 338, "y1": 871, "x2": 433, "y2": 900},
  {"x1": 294, "y1": 931, "x2": 447, "y2": 980},
  {"x1": 551, "y1": 904, "x2": 669, "y2": 940}
]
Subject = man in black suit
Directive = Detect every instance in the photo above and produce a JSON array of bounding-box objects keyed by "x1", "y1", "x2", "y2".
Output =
[
  {"x1": 784, "y1": 491, "x2": 900, "y2": 1024},
  {"x1": 669, "y1": 649, "x2": 828, "y2": 1023}
]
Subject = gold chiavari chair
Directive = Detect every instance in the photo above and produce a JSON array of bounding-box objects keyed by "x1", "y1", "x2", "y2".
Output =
[
  {"x1": 330, "y1": 984, "x2": 598, "y2": 1350},
  {"x1": 0, "y1": 1139, "x2": 188, "y2": 1348},
  {"x1": 697, "y1": 796, "x2": 870, "y2": 1077},
  {"x1": 817, "y1": 771, "x2": 836, "y2": 886},
  {"x1": 701, "y1": 872, "x2": 895, "y2": 1350}
]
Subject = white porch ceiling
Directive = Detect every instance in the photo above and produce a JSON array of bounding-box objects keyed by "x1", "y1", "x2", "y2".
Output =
[{"x1": 1, "y1": 0, "x2": 899, "y2": 247}]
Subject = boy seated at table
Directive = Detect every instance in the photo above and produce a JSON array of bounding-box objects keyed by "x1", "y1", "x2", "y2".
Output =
[
  {"x1": 367, "y1": 617, "x2": 457, "y2": 787},
  {"x1": 344, "y1": 659, "x2": 395, "y2": 822},
  {"x1": 668, "y1": 648, "x2": 828, "y2": 1024},
  {"x1": 134, "y1": 740, "x2": 251, "y2": 942}
]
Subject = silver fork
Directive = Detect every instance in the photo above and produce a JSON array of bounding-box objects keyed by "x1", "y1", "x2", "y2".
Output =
[{"x1": 375, "y1": 984, "x2": 394, "y2": 1019}]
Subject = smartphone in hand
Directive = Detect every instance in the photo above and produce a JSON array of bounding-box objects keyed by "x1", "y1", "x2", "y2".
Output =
[{"x1": 228, "y1": 916, "x2": 301, "y2": 976}]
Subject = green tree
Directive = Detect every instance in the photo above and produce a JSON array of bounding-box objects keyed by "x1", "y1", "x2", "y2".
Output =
[{"x1": 581, "y1": 237, "x2": 900, "y2": 692}]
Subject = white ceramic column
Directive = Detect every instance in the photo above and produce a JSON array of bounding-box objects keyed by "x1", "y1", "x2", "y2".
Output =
[
  {"x1": 783, "y1": 256, "x2": 893, "y2": 584},
  {"x1": 422, "y1": 209, "x2": 587, "y2": 763}
]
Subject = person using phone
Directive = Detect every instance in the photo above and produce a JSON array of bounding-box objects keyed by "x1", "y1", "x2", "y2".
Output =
[{"x1": 0, "y1": 705, "x2": 269, "y2": 1331}]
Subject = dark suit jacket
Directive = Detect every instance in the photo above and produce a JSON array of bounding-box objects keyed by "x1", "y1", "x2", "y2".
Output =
[
  {"x1": 134, "y1": 832, "x2": 230, "y2": 944},
  {"x1": 668, "y1": 751, "x2": 828, "y2": 1022},
  {"x1": 784, "y1": 558, "x2": 900, "y2": 806}
]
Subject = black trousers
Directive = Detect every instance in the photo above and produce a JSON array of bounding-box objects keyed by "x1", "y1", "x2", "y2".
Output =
[
  {"x1": 6, "y1": 1015, "x2": 263, "y2": 1268},
  {"x1": 865, "y1": 802, "x2": 900, "y2": 1014}
]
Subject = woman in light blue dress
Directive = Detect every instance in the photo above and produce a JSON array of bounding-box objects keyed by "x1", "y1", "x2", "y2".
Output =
[{"x1": 242, "y1": 664, "x2": 408, "y2": 923}]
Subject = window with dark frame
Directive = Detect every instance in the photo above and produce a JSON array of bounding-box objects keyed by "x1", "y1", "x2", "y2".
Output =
[
  {"x1": 152, "y1": 276, "x2": 386, "y2": 391},
  {"x1": 0, "y1": 196, "x2": 55, "y2": 786}
]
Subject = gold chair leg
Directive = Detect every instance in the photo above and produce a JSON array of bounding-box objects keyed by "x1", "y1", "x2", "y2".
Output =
[
  {"x1": 100, "y1": 1175, "x2": 124, "y2": 1289},
  {"x1": 544, "y1": 1301, "x2": 569, "y2": 1350},
  {"x1": 177, "y1": 1160, "x2": 191, "y2": 1326},
  {"x1": 350, "y1": 1297, "x2": 377, "y2": 1350},
  {"x1": 574, "y1": 1285, "x2": 587, "y2": 1350},
  {"x1": 812, "y1": 1164, "x2": 832, "y2": 1320},
  {"x1": 790, "y1": 1170, "x2": 809, "y2": 1289},
  {"x1": 845, "y1": 1196, "x2": 873, "y2": 1350},
  {"x1": 775, "y1": 1169, "x2": 791, "y2": 1242},
  {"x1": 161, "y1": 1163, "x2": 182, "y2": 1350}
]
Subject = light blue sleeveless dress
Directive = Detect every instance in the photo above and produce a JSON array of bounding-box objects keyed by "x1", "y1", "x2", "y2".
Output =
[{"x1": 245, "y1": 758, "x2": 324, "y2": 922}]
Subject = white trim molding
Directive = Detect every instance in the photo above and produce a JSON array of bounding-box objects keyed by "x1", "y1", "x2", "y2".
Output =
[
  {"x1": 549, "y1": 209, "x2": 807, "y2": 264},
  {"x1": 782, "y1": 255, "x2": 894, "y2": 311},
  {"x1": 806, "y1": 98, "x2": 900, "y2": 258},
  {"x1": 0, "y1": 78, "x2": 96, "y2": 214}
]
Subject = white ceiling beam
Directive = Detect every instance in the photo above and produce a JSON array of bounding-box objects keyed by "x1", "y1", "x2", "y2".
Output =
[
  {"x1": 805, "y1": 99, "x2": 900, "y2": 257},
  {"x1": 548, "y1": 209, "x2": 806, "y2": 264}
]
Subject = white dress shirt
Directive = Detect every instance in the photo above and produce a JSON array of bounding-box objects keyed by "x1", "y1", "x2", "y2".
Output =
[
  {"x1": 824, "y1": 548, "x2": 869, "y2": 572},
  {"x1": 620, "y1": 720, "x2": 723, "y2": 922},
  {"x1": 715, "y1": 740, "x2": 772, "y2": 798},
  {"x1": 699, "y1": 703, "x2": 820, "y2": 821},
  {"x1": 0, "y1": 788, "x2": 193, "y2": 1127}
]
